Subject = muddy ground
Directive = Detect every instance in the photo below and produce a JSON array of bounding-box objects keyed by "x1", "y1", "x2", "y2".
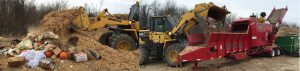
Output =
[{"x1": 140, "y1": 55, "x2": 299, "y2": 71}]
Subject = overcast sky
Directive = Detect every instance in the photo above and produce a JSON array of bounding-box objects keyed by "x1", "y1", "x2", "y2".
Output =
[
  {"x1": 35, "y1": 0, "x2": 299, "y2": 25},
  {"x1": 35, "y1": 0, "x2": 138, "y2": 14},
  {"x1": 143, "y1": 0, "x2": 299, "y2": 25}
]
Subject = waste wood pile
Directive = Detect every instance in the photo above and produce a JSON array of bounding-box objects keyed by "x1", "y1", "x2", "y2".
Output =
[
  {"x1": 0, "y1": 8, "x2": 139, "y2": 71},
  {"x1": 277, "y1": 27, "x2": 300, "y2": 36}
]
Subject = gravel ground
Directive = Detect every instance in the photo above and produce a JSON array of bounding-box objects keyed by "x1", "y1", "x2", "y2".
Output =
[{"x1": 140, "y1": 55, "x2": 299, "y2": 71}]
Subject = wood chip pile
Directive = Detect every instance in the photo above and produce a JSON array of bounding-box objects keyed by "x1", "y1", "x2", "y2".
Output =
[{"x1": 277, "y1": 27, "x2": 300, "y2": 36}]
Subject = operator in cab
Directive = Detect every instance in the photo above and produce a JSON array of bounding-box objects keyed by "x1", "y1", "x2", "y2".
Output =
[{"x1": 258, "y1": 12, "x2": 266, "y2": 23}]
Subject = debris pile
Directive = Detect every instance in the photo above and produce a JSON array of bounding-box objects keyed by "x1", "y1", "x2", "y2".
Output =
[
  {"x1": 0, "y1": 8, "x2": 139, "y2": 71},
  {"x1": 277, "y1": 27, "x2": 300, "y2": 36}
]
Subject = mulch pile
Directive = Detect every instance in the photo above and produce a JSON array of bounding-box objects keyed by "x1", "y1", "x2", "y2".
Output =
[
  {"x1": 277, "y1": 27, "x2": 300, "y2": 36},
  {"x1": 14, "y1": 8, "x2": 139, "y2": 71}
]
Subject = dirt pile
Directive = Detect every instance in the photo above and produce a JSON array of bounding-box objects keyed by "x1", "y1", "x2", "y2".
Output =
[
  {"x1": 23, "y1": 8, "x2": 139, "y2": 71},
  {"x1": 277, "y1": 27, "x2": 300, "y2": 36}
]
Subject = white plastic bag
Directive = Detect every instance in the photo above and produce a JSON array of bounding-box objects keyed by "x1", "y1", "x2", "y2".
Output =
[{"x1": 17, "y1": 50, "x2": 45, "y2": 68}]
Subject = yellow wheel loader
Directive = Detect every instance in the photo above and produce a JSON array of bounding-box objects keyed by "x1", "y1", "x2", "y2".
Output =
[
  {"x1": 71, "y1": 2, "x2": 144, "y2": 50},
  {"x1": 139, "y1": 2, "x2": 230, "y2": 66}
]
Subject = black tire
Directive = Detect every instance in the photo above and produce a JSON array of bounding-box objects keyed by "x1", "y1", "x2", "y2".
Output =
[
  {"x1": 139, "y1": 46, "x2": 150, "y2": 65},
  {"x1": 165, "y1": 43, "x2": 185, "y2": 67},
  {"x1": 269, "y1": 49, "x2": 276, "y2": 58},
  {"x1": 275, "y1": 48, "x2": 281, "y2": 56},
  {"x1": 154, "y1": 45, "x2": 164, "y2": 61},
  {"x1": 109, "y1": 33, "x2": 136, "y2": 50},
  {"x1": 99, "y1": 31, "x2": 113, "y2": 45},
  {"x1": 178, "y1": 38, "x2": 189, "y2": 46}
]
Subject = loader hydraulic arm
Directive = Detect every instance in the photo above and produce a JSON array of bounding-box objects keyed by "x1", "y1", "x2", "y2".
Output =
[
  {"x1": 170, "y1": 2, "x2": 229, "y2": 35},
  {"x1": 71, "y1": 2, "x2": 141, "y2": 31},
  {"x1": 170, "y1": 12, "x2": 197, "y2": 34},
  {"x1": 86, "y1": 8, "x2": 133, "y2": 31},
  {"x1": 95, "y1": 8, "x2": 112, "y2": 20}
]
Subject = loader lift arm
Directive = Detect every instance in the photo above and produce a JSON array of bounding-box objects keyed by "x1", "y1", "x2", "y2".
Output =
[{"x1": 170, "y1": 2, "x2": 229, "y2": 35}]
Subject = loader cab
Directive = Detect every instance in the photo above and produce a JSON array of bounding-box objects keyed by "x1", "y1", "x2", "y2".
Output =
[
  {"x1": 147, "y1": 16, "x2": 174, "y2": 44},
  {"x1": 149, "y1": 16, "x2": 173, "y2": 32}
]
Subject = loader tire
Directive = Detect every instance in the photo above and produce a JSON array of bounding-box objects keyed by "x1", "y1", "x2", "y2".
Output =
[
  {"x1": 109, "y1": 33, "x2": 136, "y2": 51},
  {"x1": 140, "y1": 47, "x2": 150, "y2": 65},
  {"x1": 165, "y1": 43, "x2": 185, "y2": 67},
  {"x1": 99, "y1": 31, "x2": 113, "y2": 45}
]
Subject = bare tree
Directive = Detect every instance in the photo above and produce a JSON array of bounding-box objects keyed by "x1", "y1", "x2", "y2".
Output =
[
  {"x1": 281, "y1": 22, "x2": 300, "y2": 29},
  {"x1": 38, "y1": 0, "x2": 67, "y2": 19},
  {"x1": 0, "y1": 0, "x2": 26, "y2": 36},
  {"x1": 84, "y1": 3, "x2": 99, "y2": 17},
  {"x1": 0, "y1": 0, "x2": 68, "y2": 36}
]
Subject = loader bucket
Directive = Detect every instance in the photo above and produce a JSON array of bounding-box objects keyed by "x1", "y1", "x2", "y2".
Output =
[
  {"x1": 266, "y1": 7, "x2": 288, "y2": 24},
  {"x1": 207, "y1": 6, "x2": 230, "y2": 22},
  {"x1": 194, "y1": 2, "x2": 230, "y2": 23},
  {"x1": 71, "y1": 7, "x2": 91, "y2": 30}
]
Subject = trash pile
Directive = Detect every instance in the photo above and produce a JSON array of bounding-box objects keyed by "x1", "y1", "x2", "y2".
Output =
[
  {"x1": 0, "y1": 8, "x2": 139, "y2": 71},
  {"x1": 3, "y1": 32, "x2": 62, "y2": 70},
  {"x1": 277, "y1": 27, "x2": 300, "y2": 36}
]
